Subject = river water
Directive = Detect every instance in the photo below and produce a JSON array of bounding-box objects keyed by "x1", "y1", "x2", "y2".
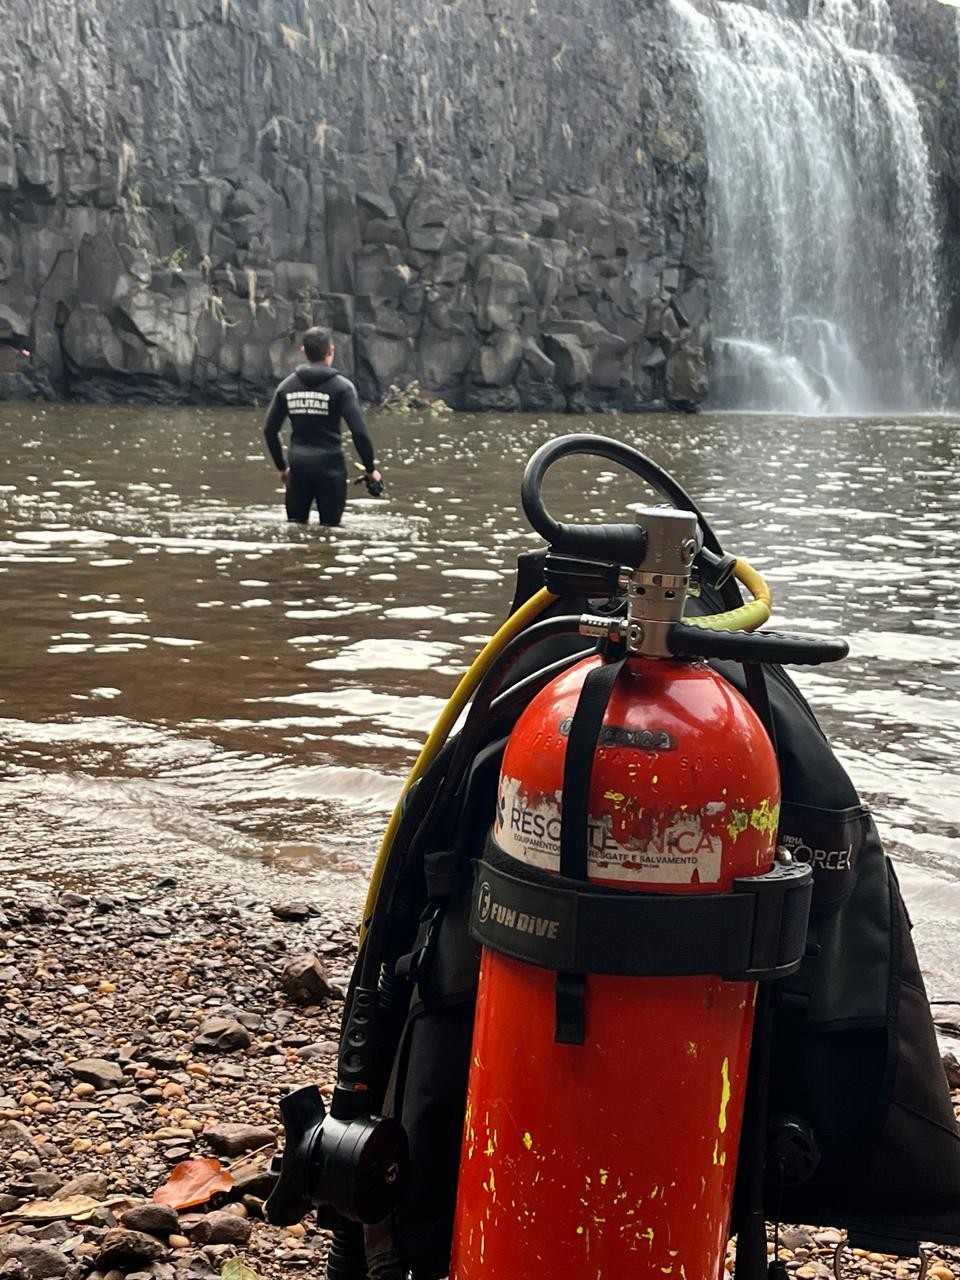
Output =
[{"x1": 0, "y1": 404, "x2": 957, "y2": 995}]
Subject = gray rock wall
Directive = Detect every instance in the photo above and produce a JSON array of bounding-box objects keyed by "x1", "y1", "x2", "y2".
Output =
[{"x1": 0, "y1": 0, "x2": 711, "y2": 410}]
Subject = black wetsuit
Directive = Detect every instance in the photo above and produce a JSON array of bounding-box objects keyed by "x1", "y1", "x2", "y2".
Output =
[{"x1": 263, "y1": 363, "x2": 376, "y2": 525}]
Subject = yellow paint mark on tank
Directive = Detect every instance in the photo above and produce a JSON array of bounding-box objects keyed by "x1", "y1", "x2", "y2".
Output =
[
  {"x1": 718, "y1": 1057, "x2": 731, "y2": 1134},
  {"x1": 749, "y1": 796, "x2": 780, "y2": 837},
  {"x1": 650, "y1": 1185, "x2": 659, "y2": 1199},
  {"x1": 522, "y1": 1131, "x2": 533, "y2": 1150},
  {"x1": 686, "y1": 1041, "x2": 698, "y2": 1058},
  {"x1": 726, "y1": 809, "x2": 749, "y2": 840},
  {"x1": 661, "y1": 1267, "x2": 674, "y2": 1274},
  {"x1": 652, "y1": 775, "x2": 658, "y2": 785},
  {"x1": 484, "y1": 1136, "x2": 495, "y2": 1157},
  {"x1": 577, "y1": 1227, "x2": 585, "y2": 1235},
  {"x1": 604, "y1": 789, "x2": 625, "y2": 806},
  {"x1": 599, "y1": 1169, "x2": 609, "y2": 1186}
]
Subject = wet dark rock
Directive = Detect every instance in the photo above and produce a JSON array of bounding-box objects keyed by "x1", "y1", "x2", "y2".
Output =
[
  {"x1": 208, "y1": 1063, "x2": 245, "y2": 1082},
  {"x1": 291, "y1": 1041, "x2": 336, "y2": 1062},
  {"x1": 279, "y1": 955, "x2": 336, "y2": 1006},
  {"x1": 95, "y1": 1231, "x2": 169, "y2": 1271},
  {"x1": 30, "y1": 1226, "x2": 72, "y2": 1247},
  {"x1": 54, "y1": 1173, "x2": 110, "y2": 1200},
  {"x1": 943, "y1": 1051, "x2": 960, "y2": 1090},
  {"x1": 191, "y1": 1020, "x2": 251, "y2": 1055},
  {"x1": 8, "y1": 1170, "x2": 62, "y2": 1197},
  {"x1": 0, "y1": 1239, "x2": 70, "y2": 1279},
  {"x1": 202, "y1": 1123, "x2": 275, "y2": 1158},
  {"x1": 189, "y1": 1213, "x2": 251, "y2": 1247},
  {"x1": 119, "y1": 1206, "x2": 180, "y2": 1237},
  {"x1": 268, "y1": 902, "x2": 313, "y2": 923},
  {"x1": 109, "y1": 1093, "x2": 149, "y2": 1112},
  {"x1": 69, "y1": 1060, "x2": 124, "y2": 1091}
]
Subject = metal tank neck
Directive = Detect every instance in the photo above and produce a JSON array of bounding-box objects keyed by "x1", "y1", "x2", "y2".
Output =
[{"x1": 624, "y1": 506, "x2": 700, "y2": 658}]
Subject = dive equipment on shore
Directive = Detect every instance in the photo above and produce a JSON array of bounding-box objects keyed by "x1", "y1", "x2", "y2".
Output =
[
  {"x1": 452, "y1": 504, "x2": 807, "y2": 1280},
  {"x1": 266, "y1": 434, "x2": 960, "y2": 1279}
]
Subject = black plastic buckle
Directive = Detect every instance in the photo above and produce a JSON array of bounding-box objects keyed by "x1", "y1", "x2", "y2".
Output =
[
  {"x1": 728, "y1": 861, "x2": 813, "y2": 981},
  {"x1": 394, "y1": 902, "x2": 444, "y2": 983}
]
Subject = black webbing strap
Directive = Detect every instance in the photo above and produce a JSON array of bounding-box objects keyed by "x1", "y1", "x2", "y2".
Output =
[
  {"x1": 559, "y1": 657, "x2": 626, "y2": 879},
  {"x1": 555, "y1": 658, "x2": 626, "y2": 1044},
  {"x1": 470, "y1": 841, "x2": 813, "y2": 980}
]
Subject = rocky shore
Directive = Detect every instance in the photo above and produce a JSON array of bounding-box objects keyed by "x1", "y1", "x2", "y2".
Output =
[{"x1": 0, "y1": 885, "x2": 958, "y2": 1280}]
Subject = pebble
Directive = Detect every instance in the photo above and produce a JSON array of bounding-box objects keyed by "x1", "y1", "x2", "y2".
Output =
[
  {"x1": 190, "y1": 1211, "x2": 252, "y2": 1246},
  {"x1": 280, "y1": 954, "x2": 337, "y2": 1005},
  {"x1": 119, "y1": 1206, "x2": 178, "y2": 1237},
  {"x1": 202, "y1": 1123, "x2": 276, "y2": 1157},
  {"x1": 69, "y1": 1060, "x2": 125, "y2": 1091}
]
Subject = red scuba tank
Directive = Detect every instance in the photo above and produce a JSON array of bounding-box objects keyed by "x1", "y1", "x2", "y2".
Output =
[{"x1": 450, "y1": 650, "x2": 781, "y2": 1280}]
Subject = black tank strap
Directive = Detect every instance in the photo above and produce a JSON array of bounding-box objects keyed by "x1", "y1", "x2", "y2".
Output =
[
  {"x1": 555, "y1": 658, "x2": 625, "y2": 1044},
  {"x1": 559, "y1": 658, "x2": 625, "y2": 880},
  {"x1": 471, "y1": 842, "x2": 812, "y2": 982}
]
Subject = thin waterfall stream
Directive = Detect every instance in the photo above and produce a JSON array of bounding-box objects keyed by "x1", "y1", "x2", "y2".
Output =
[{"x1": 670, "y1": 0, "x2": 945, "y2": 413}]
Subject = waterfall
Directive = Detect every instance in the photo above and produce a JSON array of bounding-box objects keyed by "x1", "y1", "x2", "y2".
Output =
[{"x1": 670, "y1": 0, "x2": 944, "y2": 414}]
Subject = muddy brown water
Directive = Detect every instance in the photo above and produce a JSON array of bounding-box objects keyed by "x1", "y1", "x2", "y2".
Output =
[{"x1": 0, "y1": 403, "x2": 957, "y2": 997}]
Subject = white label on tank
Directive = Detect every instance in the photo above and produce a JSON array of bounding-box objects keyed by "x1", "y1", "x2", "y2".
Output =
[{"x1": 493, "y1": 773, "x2": 723, "y2": 885}]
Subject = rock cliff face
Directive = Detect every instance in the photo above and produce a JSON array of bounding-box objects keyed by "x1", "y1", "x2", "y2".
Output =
[
  {"x1": 0, "y1": 0, "x2": 956, "y2": 411},
  {"x1": 0, "y1": 0, "x2": 710, "y2": 410}
]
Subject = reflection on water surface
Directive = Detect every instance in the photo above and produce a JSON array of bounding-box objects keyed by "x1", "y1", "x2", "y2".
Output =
[{"x1": 0, "y1": 404, "x2": 957, "y2": 995}]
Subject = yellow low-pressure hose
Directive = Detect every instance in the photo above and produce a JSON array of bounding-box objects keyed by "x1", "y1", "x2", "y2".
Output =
[
  {"x1": 684, "y1": 557, "x2": 772, "y2": 633},
  {"x1": 360, "y1": 586, "x2": 559, "y2": 938}
]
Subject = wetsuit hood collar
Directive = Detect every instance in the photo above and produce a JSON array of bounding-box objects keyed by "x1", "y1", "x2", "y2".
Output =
[{"x1": 296, "y1": 362, "x2": 340, "y2": 387}]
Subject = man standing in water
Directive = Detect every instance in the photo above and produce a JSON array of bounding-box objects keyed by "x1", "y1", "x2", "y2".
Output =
[{"x1": 263, "y1": 327, "x2": 382, "y2": 525}]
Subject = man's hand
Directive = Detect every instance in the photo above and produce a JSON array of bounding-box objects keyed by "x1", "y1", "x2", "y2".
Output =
[
  {"x1": 364, "y1": 468, "x2": 384, "y2": 498},
  {"x1": 280, "y1": 468, "x2": 289, "y2": 488}
]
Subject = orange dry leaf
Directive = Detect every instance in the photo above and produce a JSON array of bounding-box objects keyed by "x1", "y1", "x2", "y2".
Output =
[{"x1": 153, "y1": 1158, "x2": 233, "y2": 1209}]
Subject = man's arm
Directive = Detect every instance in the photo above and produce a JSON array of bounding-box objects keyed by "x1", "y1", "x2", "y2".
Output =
[
  {"x1": 342, "y1": 384, "x2": 378, "y2": 475},
  {"x1": 263, "y1": 390, "x2": 289, "y2": 471}
]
